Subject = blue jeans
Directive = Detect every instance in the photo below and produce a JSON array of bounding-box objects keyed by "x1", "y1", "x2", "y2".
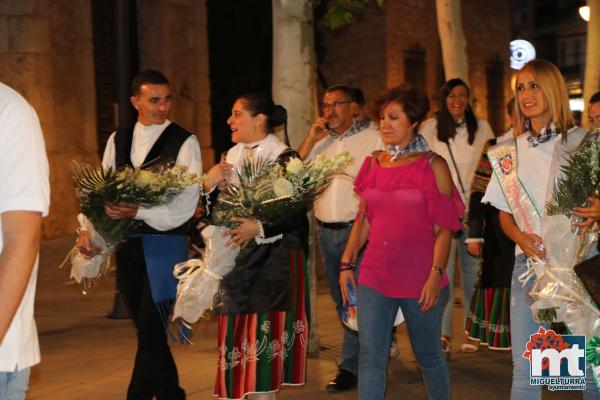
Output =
[
  {"x1": 441, "y1": 232, "x2": 479, "y2": 337},
  {"x1": 318, "y1": 225, "x2": 360, "y2": 375},
  {"x1": 357, "y1": 284, "x2": 449, "y2": 400},
  {"x1": 0, "y1": 368, "x2": 30, "y2": 400},
  {"x1": 510, "y1": 254, "x2": 600, "y2": 400}
]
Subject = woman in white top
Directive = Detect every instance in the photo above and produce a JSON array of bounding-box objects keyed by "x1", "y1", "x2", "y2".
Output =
[
  {"x1": 420, "y1": 79, "x2": 494, "y2": 355},
  {"x1": 482, "y1": 59, "x2": 599, "y2": 399}
]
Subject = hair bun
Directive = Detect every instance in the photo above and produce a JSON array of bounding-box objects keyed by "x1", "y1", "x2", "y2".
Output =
[{"x1": 270, "y1": 105, "x2": 287, "y2": 128}]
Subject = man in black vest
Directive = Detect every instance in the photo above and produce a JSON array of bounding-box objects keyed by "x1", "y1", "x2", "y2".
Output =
[{"x1": 79, "y1": 70, "x2": 202, "y2": 399}]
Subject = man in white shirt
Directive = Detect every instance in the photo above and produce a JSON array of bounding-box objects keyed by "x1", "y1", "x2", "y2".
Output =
[
  {"x1": 298, "y1": 85, "x2": 380, "y2": 392},
  {"x1": 79, "y1": 70, "x2": 201, "y2": 400},
  {"x1": 0, "y1": 82, "x2": 50, "y2": 400}
]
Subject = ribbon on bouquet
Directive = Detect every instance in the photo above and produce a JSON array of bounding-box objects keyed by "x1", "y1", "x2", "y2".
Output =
[
  {"x1": 172, "y1": 258, "x2": 224, "y2": 324},
  {"x1": 172, "y1": 225, "x2": 240, "y2": 325},
  {"x1": 58, "y1": 214, "x2": 112, "y2": 294}
]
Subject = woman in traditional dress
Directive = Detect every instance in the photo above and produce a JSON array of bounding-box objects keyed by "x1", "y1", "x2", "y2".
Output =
[
  {"x1": 482, "y1": 59, "x2": 600, "y2": 399},
  {"x1": 339, "y1": 87, "x2": 463, "y2": 399},
  {"x1": 203, "y1": 93, "x2": 309, "y2": 400},
  {"x1": 420, "y1": 79, "x2": 494, "y2": 356},
  {"x1": 463, "y1": 99, "x2": 516, "y2": 352}
]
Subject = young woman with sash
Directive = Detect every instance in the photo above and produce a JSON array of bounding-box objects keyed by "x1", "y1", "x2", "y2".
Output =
[
  {"x1": 203, "y1": 93, "x2": 309, "y2": 400},
  {"x1": 482, "y1": 59, "x2": 600, "y2": 399},
  {"x1": 339, "y1": 87, "x2": 463, "y2": 400}
]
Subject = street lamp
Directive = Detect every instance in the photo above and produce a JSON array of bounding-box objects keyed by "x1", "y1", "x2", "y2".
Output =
[{"x1": 579, "y1": 5, "x2": 590, "y2": 22}]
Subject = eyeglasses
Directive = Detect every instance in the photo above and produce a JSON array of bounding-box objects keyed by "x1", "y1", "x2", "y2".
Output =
[{"x1": 322, "y1": 100, "x2": 351, "y2": 111}]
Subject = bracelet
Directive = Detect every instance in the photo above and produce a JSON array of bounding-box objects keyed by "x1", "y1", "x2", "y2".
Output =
[
  {"x1": 340, "y1": 261, "x2": 357, "y2": 271},
  {"x1": 432, "y1": 266, "x2": 444, "y2": 276}
]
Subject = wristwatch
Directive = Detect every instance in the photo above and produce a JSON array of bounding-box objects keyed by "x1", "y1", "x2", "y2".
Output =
[{"x1": 432, "y1": 265, "x2": 445, "y2": 276}]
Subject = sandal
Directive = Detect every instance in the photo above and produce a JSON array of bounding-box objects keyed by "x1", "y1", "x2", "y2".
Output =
[{"x1": 460, "y1": 343, "x2": 479, "y2": 353}]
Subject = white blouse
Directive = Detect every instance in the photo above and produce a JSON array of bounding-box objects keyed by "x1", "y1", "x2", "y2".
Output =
[{"x1": 420, "y1": 117, "x2": 494, "y2": 207}]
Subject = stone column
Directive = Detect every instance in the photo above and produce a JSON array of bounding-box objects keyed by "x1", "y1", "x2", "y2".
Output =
[
  {"x1": 137, "y1": 0, "x2": 213, "y2": 170},
  {"x1": 0, "y1": 0, "x2": 98, "y2": 238}
]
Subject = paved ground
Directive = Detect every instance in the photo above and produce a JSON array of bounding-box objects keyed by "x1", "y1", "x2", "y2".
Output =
[{"x1": 26, "y1": 235, "x2": 571, "y2": 399}]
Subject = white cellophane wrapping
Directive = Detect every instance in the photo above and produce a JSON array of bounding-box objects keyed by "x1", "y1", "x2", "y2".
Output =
[
  {"x1": 69, "y1": 214, "x2": 111, "y2": 283},
  {"x1": 529, "y1": 214, "x2": 598, "y2": 318},
  {"x1": 529, "y1": 215, "x2": 600, "y2": 389},
  {"x1": 172, "y1": 225, "x2": 239, "y2": 324},
  {"x1": 527, "y1": 130, "x2": 600, "y2": 390}
]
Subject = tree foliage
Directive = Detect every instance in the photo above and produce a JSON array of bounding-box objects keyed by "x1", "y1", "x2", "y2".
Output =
[{"x1": 311, "y1": 0, "x2": 384, "y2": 30}]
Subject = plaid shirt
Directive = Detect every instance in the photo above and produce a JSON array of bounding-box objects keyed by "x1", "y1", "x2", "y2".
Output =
[
  {"x1": 527, "y1": 122, "x2": 560, "y2": 147},
  {"x1": 387, "y1": 134, "x2": 429, "y2": 160},
  {"x1": 330, "y1": 118, "x2": 371, "y2": 140}
]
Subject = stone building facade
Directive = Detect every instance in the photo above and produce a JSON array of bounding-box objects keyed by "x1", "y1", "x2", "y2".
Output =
[
  {"x1": 0, "y1": 0, "x2": 511, "y2": 239},
  {"x1": 318, "y1": 0, "x2": 513, "y2": 133},
  {"x1": 0, "y1": 0, "x2": 211, "y2": 238}
]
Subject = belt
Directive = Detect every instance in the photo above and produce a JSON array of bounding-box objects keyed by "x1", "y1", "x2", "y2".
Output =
[{"x1": 316, "y1": 220, "x2": 353, "y2": 230}]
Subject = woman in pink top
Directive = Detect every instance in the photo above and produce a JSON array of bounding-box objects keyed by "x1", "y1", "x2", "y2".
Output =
[{"x1": 339, "y1": 87, "x2": 464, "y2": 399}]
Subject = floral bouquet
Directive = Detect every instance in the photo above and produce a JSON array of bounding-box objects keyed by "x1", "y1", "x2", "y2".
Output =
[
  {"x1": 172, "y1": 152, "x2": 354, "y2": 324},
  {"x1": 527, "y1": 122, "x2": 600, "y2": 390},
  {"x1": 210, "y1": 152, "x2": 354, "y2": 228},
  {"x1": 61, "y1": 163, "x2": 205, "y2": 293}
]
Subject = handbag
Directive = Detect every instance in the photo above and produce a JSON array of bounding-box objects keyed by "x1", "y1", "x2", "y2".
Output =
[
  {"x1": 574, "y1": 253, "x2": 600, "y2": 309},
  {"x1": 446, "y1": 143, "x2": 466, "y2": 238}
]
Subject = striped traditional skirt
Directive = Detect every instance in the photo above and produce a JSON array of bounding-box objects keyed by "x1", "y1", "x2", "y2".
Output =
[
  {"x1": 214, "y1": 249, "x2": 310, "y2": 399},
  {"x1": 465, "y1": 283, "x2": 511, "y2": 350}
]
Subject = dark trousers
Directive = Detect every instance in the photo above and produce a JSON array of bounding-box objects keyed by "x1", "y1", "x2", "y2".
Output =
[{"x1": 116, "y1": 237, "x2": 185, "y2": 400}]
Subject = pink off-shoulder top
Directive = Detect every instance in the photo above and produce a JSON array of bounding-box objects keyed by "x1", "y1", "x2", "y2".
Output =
[{"x1": 354, "y1": 154, "x2": 464, "y2": 298}]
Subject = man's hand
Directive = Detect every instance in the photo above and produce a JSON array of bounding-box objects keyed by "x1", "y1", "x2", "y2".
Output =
[
  {"x1": 0, "y1": 211, "x2": 42, "y2": 343},
  {"x1": 104, "y1": 202, "x2": 139, "y2": 219},
  {"x1": 298, "y1": 117, "x2": 331, "y2": 160},
  {"x1": 77, "y1": 230, "x2": 102, "y2": 258},
  {"x1": 308, "y1": 117, "x2": 330, "y2": 142}
]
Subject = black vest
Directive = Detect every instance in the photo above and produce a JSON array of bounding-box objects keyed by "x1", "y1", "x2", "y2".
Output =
[{"x1": 114, "y1": 122, "x2": 193, "y2": 235}]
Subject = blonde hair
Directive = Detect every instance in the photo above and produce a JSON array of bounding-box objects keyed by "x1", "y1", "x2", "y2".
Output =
[{"x1": 514, "y1": 59, "x2": 573, "y2": 139}]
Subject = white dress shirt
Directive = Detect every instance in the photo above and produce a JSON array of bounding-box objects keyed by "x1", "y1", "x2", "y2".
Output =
[
  {"x1": 102, "y1": 120, "x2": 202, "y2": 231},
  {"x1": 307, "y1": 125, "x2": 382, "y2": 223}
]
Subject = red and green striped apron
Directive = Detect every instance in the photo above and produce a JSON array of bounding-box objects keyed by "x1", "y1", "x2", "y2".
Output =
[{"x1": 214, "y1": 249, "x2": 310, "y2": 399}]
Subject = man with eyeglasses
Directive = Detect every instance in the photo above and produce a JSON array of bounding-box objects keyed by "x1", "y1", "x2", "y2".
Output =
[{"x1": 298, "y1": 85, "x2": 380, "y2": 392}]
